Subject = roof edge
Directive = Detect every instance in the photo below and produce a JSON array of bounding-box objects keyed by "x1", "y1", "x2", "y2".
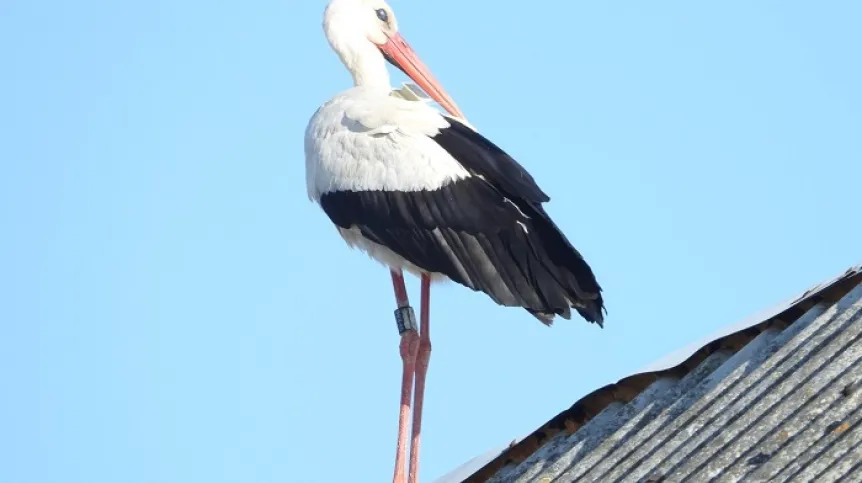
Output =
[{"x1": 448, "y1": 262, "x2": 862, "y2": 483}]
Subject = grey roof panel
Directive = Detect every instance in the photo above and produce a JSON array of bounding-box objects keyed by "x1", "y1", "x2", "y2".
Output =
[{"x1": 438, "y1": 263, "x2": 862, "y2": 483}]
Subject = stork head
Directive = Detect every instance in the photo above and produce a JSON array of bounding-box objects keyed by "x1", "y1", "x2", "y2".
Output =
[{"x1": 323, "y1": 0, "x2": 465, "y2": 119}]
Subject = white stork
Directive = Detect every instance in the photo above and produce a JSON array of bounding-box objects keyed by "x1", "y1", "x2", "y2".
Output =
[{"x1": 304, "y1": 1, "x2": 605, "y2": 482}]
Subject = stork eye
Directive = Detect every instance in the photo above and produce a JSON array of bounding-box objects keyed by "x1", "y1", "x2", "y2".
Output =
[{"x1": 376, "y1": 8, "x2": 389, "y2": 23}]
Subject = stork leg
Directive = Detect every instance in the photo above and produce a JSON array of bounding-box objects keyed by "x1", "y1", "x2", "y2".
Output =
[
  {"x1": 408, "y1": 274, "x2": 432, "y2": 483},
  {"x1": 391, "y1": 269, "x2": 419, "y2": 483}
]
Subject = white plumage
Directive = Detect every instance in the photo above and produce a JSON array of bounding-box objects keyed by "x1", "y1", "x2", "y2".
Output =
[
  {"x1": 305, "y1": 88, "x2": 469, "y2": 201},
  {"x1": 305, "y1": 88, "x2": 475, "y2": 277}
]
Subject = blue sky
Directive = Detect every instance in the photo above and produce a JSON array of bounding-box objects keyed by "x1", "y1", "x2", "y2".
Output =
[{"x1": 2, "y1": 0, "x2": 861, "y2": 482}]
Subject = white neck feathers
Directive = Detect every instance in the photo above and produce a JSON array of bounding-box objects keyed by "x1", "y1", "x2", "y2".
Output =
[{"x1": 323, "y1": 1, "x2": 392, "y2": 90}]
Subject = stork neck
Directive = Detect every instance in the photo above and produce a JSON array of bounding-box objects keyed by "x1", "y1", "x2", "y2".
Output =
[
  {"x1": 322, "y1": 1, "x2": 393, "y2": 92},
  {"x1": 344, "y1": 44, "x2": 391, "y2": 91}
]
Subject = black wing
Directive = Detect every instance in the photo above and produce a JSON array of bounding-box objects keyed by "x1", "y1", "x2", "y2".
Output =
[
  {"x1": 435, "y1": 117, "x2": 550, "y2": 206},
  {"x1": 320, "y1": 120, "x2": 605, "y2": 325}
]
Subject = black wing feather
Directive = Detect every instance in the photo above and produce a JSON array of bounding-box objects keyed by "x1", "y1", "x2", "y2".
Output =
[
  {"x1": 320, "y1": 176, "x2": 604, "y2": 326},
  {"x1": 433, "y1": 118, "x2": 605, "y2": 323},
  {"x1": 435, "y1": 117, "x2": 550, "y2": 205}
]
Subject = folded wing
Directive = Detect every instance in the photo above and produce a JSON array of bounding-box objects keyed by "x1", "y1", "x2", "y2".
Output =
[{"x1": 318, "y1": 106, "x2": 605, "y2": 325}]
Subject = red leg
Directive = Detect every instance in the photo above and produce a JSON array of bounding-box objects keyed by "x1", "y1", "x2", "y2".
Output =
[
  {"x1": 408, "y1": 274, "x2": 432, "y2": 483},
  {"x1": 391, "y1": 270, "x2": 419, "y2": 483}
]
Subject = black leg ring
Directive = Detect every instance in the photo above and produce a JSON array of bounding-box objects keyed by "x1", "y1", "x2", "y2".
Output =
[{"x1": 394, "y1": 306, "x2": 418, "y2": 335}]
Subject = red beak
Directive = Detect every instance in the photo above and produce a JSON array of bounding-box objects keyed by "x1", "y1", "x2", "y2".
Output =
[{"x1": 379, "y1": 33, "x2": 466, "y2": 120}]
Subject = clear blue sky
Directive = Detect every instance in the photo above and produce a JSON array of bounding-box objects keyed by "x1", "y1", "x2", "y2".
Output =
[{"x1": 2, "y1": 1, "x2": 860, "y2": 482}]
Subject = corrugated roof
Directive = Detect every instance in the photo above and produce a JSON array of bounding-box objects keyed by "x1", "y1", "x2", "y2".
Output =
[{"x1": 437, "y1": 263, "x2": 862, "y2": 483}]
